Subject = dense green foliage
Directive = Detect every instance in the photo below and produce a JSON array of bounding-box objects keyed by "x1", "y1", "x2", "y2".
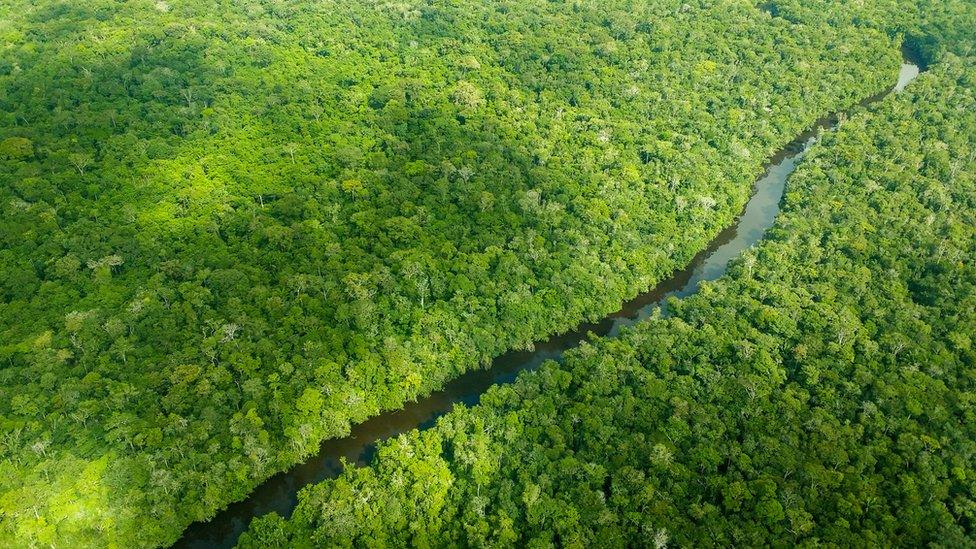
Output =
[
  {"x1": 239, "y1": 54, "x2": 976, "y2": 546},
  {"x1": 0, "y1": 1, "x2": 908, "y2": 546},
  {"x1": 767, "y1": 0, "x2": 976, "y2": 63}
]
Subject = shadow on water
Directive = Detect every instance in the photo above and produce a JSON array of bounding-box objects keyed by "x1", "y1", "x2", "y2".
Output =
[{"x1": 173, "y1": 54, "x2": 922, "y2": 549}]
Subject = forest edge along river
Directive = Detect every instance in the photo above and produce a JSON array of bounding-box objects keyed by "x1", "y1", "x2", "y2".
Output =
[
  {"x1": 176, "y1": 47, "x2": 924, "y2": 549},
  {"x1": 174, "y1": 49, "x2": 923, "y2": 548}
]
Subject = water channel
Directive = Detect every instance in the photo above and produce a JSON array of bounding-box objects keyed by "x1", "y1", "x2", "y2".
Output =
[{"x1": 175, "y1": 52, "x2": 922, "y2": 549}]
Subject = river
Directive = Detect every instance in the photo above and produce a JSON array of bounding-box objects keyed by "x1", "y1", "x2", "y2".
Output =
[{"x1": 174, "y1": 51, "x2": 922, "y2": 549}]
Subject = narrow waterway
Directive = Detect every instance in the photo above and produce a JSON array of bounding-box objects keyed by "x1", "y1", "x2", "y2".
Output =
[{"x1": 174, "y1": 55, "x2": 921, "y2": 549}]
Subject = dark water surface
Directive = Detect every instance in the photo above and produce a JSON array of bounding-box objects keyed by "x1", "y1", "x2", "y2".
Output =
[{"x1": 174, "y1": 57, "x2": 921, "y2": 549}]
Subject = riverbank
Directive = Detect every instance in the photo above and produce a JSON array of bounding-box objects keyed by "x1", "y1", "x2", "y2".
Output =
[
  {"x1": 237, "y1": 52, "x2": 976, "y2": 548},
  {"x1": 178, "y1": 53, "x2": 922, "y2": 549}
]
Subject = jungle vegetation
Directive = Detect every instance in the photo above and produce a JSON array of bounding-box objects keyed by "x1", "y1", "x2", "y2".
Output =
[
  {"x1": 0, "y1": 0, "x2": 905, "y2": 545},
  {"x1": 0, "y1": 0, "x2": 971, "y2": 546},
  {"x1": 239, "y1": 51, "x2": 976, "y2": 547}
]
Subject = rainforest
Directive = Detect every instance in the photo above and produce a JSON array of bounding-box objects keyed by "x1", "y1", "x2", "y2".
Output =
[{"x1": 0, "y1": 0, "x2": 973, "y2": 547}]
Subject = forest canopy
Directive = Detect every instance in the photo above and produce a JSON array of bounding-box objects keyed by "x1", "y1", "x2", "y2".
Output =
[{"x1": 0, "y1": 0, "x2": 971, "y2": 547}]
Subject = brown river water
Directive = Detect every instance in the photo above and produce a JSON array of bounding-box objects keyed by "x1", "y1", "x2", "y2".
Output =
[{"x1": 174, "y1": 53, "x2": 922, "y2": 548}]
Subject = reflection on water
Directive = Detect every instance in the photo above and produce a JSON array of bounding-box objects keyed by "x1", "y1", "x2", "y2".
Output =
[{"x1": 896, "y1": 62, "x2": 920, "y2": 92}]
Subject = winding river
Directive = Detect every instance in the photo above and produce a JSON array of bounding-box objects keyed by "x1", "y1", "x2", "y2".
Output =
[{"x1": 174, "y1": 52, "x2": 922, "y2": 549}]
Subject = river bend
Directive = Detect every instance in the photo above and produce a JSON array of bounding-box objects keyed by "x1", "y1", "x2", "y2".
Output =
[{"x1": 174, "y1": 53, "x2": 922, "y2": 549}]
